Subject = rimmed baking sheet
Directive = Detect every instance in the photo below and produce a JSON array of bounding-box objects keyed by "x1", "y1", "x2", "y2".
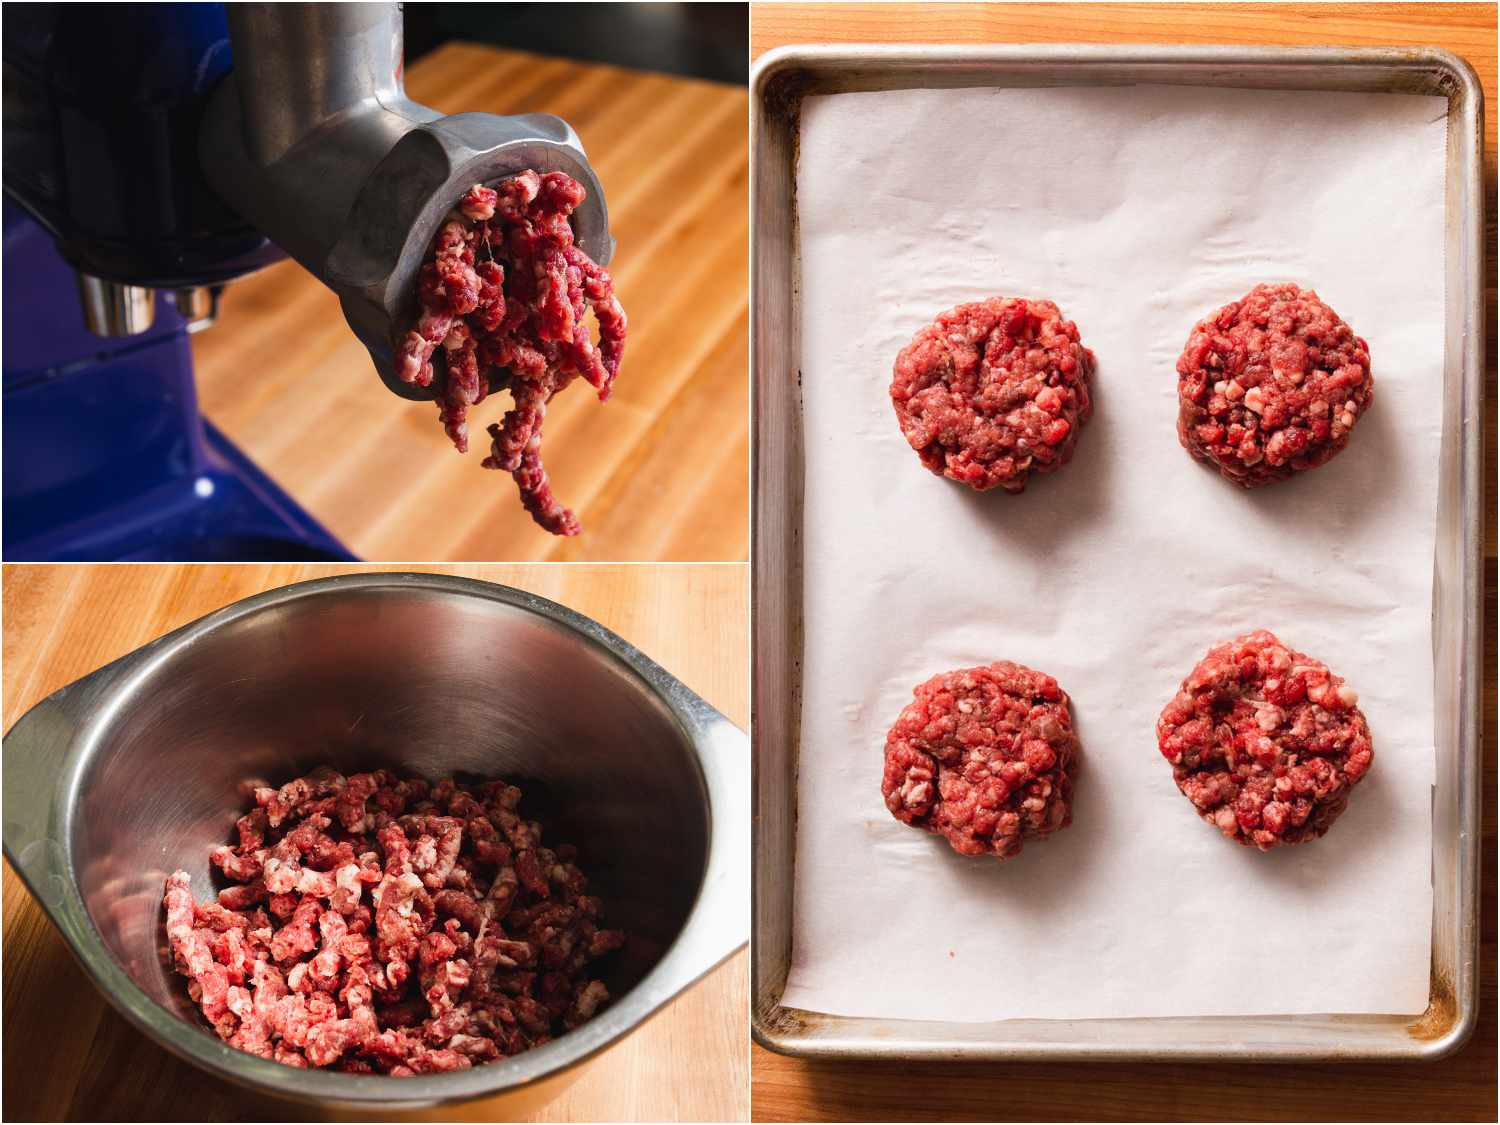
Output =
[{"x1": 752, "y1": 45, "x2": 1483, "y2": 1061}]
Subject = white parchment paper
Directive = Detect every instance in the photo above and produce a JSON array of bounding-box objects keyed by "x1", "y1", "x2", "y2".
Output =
[{"x1": 785, "y1": 84, "x2": 1446, "y2": 1021}]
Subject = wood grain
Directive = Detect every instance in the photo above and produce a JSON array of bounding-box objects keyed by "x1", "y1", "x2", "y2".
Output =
[
  {"x1": 1, "y1": 563, "x2": 749, "y2": 1123},
  {"x1": 749, "y1": 4, "x2": 1497, "y2": 1122},
  {"x1": 190, "y1": 43, "x2": 749, "y2": 564}
]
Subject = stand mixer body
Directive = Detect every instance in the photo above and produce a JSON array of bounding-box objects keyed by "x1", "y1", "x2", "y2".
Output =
[
  {"x1": 2, "y1": 1, "x2": 613, "y2": 559},
  {"x1": 3, "y1": 202, "x2": 352, "y2": 561}
]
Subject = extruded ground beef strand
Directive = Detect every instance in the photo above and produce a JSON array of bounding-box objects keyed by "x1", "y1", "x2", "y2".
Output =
[
  {"x1": 162, "y1": 768, "x2": 625, "y2": 1074},
  {"x1": 881, "y1": 662, "x2": 1079, "y2": 860},
  {"x1": 1176, "y1": 283, "x2": 1373, "y2": 486},
  {"x1": 890, "y1": 297, "x2": 1096, "y2": 493},
  {"x1": 1157, "y1": 631, "x2": 1374, "y2": 850},
  {"x1": 395, "y1": 172, "x2": 627, "y2": 536}
]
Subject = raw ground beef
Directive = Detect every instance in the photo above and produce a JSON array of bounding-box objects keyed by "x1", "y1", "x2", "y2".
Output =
[
  {"x1": 1176, "y1": 283, "x2": 1373, "y2": 486},
  {"x1": 881, "y1": 662, "x2": 1079, "y2": 860},
  {"x1": 395, "y1": 172, "x2": 627, "y2": 535},
  {"x1": 1157, "y1": 630, "x2": 1374, "y2": 850},
  {"x1": 889, "y1": 297, "x2": 1095, "y2": 493},
  {"x1": 163, "y1": 768, "x2": 625, "y2": 1074}
]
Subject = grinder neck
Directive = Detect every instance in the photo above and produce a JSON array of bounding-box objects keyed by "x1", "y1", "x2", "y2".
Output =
[
  {"x1": 203, "y1": 0, "x2": 442, "y2": 281},
  {"x1": 227, "y1": 2, "x2": 405, "y2": 167}
]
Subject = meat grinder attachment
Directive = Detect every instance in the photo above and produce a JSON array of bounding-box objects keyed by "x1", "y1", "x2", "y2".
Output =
[{"x1": 200, "y1": 2, "x2": 614, "y2": 401}]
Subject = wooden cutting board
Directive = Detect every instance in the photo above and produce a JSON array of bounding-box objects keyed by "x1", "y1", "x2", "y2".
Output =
[
  {"x1": 1, "y1": 563, "x2": 749, "y2": 1122},
  {"x1": 191, "y1": 43, "x2": 749, "y2": 564},
  {"x1": 749, "y1": 3, "x2": 1497, "y2": 1122}
]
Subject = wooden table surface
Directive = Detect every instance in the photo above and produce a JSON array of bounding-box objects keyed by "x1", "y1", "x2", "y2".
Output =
[
  {"x1": 750, "y1": 4, "x2": 1497, "y2": 1122},
  {"x1": 1, "y1": 563, "x2": 749, "y2": 1123},
  {"x1": 192, "y1": 43, "x2": 749, "y2": 564}
]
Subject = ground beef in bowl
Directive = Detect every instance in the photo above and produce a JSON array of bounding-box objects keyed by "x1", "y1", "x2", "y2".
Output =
[{"x1": 163, "y1": 767, "x2": 625, "y2": 1074}]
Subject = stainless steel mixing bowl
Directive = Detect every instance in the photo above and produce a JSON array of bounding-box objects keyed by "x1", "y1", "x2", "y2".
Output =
[{"x1": 2, "y1": 573, "x2": 747, "y2": 1111}]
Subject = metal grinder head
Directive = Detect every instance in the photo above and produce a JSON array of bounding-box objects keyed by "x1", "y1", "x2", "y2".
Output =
[{"x1": 199, "y1": 2, "x2": 613, "y2": 401}]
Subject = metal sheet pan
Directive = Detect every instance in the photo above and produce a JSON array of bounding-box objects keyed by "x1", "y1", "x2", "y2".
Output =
[{"x1": 751, "y1": 44, "x2": 1483, "y2": 1062}]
